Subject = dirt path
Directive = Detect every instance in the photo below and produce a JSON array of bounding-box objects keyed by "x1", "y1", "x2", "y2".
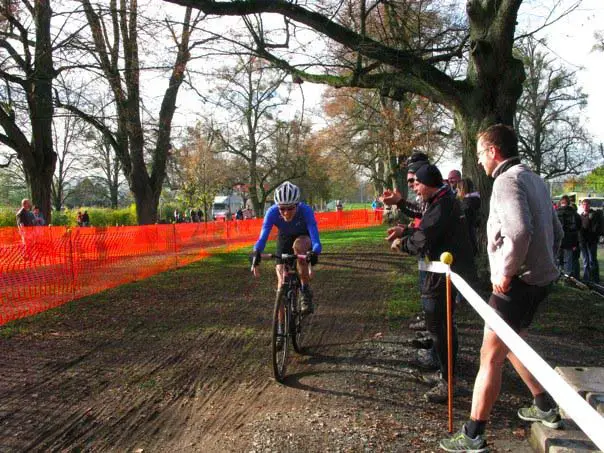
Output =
[{"x1": 0, "y1": 241, "x2": 601, "y2": 452}]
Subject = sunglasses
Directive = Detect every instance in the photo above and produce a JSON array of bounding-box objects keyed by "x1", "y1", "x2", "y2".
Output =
[
  {"x1": 407, "y1": 178, "x2": 415, "y2": 184},
  {"x1": 278, "y1": 205, "x2": 297, "y2": 212}
]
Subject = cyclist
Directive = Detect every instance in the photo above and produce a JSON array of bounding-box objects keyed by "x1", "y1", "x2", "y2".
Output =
[{"x1": 251, "y1": 181, "x2": 321, "y2": 315}]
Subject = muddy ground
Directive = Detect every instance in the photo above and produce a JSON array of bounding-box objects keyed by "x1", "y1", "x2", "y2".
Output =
[{"x1": 0, "y1": 238, "x2": 602, "y2": 452}]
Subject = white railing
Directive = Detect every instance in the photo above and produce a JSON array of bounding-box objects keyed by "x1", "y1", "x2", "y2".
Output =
[{"x1": 419, "y1": 260, "x2": 604, "y2": 451}]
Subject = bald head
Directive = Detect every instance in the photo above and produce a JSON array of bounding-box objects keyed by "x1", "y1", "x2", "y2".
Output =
[{"x1": 447, "y1": 170, "x2": 462, "y2": 189}]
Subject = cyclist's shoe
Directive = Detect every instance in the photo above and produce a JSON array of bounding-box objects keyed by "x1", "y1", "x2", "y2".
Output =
[
  {"x1": 439, "y1": 425, "x2": 488, "y2": 452},
  {"x1": 517, "y1": 403, "x2": 562, "y2": 429},
  {"x1": 300, "y1": 286, "x2": 314, "y2": 315}
]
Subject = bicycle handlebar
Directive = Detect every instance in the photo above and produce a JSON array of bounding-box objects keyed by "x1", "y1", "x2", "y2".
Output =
[{"x1": 250, "y1": 253, "x2": 312, "y2": 272}]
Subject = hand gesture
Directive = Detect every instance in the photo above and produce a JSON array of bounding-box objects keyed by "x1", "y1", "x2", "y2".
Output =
[
  {"x1": 386, "y1": 225, "x2": 405, "y2": 242},
  {"x1": 390, "y1": 238, "x2": 403, "y2": 252},
  {"x1": 382, "y1": 189, "x2": 402, "y2": 206}
]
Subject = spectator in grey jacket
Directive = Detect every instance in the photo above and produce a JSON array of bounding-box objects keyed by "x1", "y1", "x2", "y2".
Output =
[
  {"x1": 440, "y1": 124, "x2": 563, "y2": 452},
  {"x1": 16, "y1": 199, "x2": 35, "y2": 227}
]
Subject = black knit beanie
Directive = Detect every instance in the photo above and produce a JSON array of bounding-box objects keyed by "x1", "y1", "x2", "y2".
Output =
[
  {"x1": 408, "y1": 160, "x2": 428, "y2": 174},
  {"x1": 406, "y1": 152, "x2": 429, "y2": 174},
  {"x1": 415, "y1": 164, "x2": 443, "y2": 188}
]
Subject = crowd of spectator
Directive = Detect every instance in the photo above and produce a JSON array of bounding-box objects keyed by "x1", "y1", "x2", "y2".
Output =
[
  {"x1": 554, "y1": 195, "x2": 602, "y2": 283},
  {"x1": 382, "y1": 124, "x2": 567, "y2": 451}
]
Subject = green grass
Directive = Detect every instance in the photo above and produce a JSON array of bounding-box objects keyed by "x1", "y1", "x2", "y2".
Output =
[
  {"x1": 386, "y1": 272, "x2": 421, "y2": 321},
  {"x1": 0, "y1": 325, "x2": 30, "y2": 338},
  {"x1": 531, "y1": 283, "x2": 604, "y2": 335},
  {"x1": 319, "y1": 225, "x2": 385, "y2": 249},
  {"x1": 344, "y1": 202, "x2": 372, "y2": 211}
]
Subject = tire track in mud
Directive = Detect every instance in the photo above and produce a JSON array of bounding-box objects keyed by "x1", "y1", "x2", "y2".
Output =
[{"x1": 0, "y1": 244, "x2": 415, "y2": 452}]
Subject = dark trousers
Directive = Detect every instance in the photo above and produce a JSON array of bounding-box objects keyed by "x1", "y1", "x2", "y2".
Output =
[
  {"x1": 580, "y1": 241, "x2": 600, "y2": 283},
  {"x1": 572, "y1": 247, "x2": 581, "y2": 279},
  {"x1": 559, "y1": 248, "x2": 577, "y2": 278},
  {"x1": 423, "y1": 290, "x2": 458, "y2": 379},
  {"x1": 419, "y1": 268, "x2": 438, "y2": 363}
]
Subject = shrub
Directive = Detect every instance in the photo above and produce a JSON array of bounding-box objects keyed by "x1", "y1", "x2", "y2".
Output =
[
  {"x1": 66, "y1": 205, "x2": 137, "y2": 226},
  {"x1": 0, "y1": 207, "x2": 16, "y2": 227}
]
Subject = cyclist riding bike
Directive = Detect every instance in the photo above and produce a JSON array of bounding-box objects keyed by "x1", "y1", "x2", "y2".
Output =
[{"x1": 251, "y1": 181, "x2": 322, "y2": 315}]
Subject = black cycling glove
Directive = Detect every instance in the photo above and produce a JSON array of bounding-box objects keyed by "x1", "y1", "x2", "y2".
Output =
[
  {"x1": 250, "y1": 250, "x2": 261, "y2": 266},
  {"x1": 307, "y1": 251, "x2": 319, "y2": 266}
]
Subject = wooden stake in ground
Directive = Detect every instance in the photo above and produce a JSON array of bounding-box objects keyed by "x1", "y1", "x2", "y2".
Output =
[{"x1": 440, "y1": 251, "x2": 454, "y2": 433}]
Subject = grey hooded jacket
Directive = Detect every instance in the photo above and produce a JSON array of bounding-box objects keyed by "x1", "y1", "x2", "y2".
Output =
[{"x1": 487, "y1": 160, "x2": 563, "y2": 287}]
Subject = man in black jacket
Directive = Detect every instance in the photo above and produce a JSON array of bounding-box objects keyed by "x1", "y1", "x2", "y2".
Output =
[
  {"x1": 579, "y1": 199, "x2": 601, "y2": 283},
  {"x1": 387, "y1": 164, "x2": 476, "y2": 402},
  {"x1": 557, "y1": 195, "x2": 581, "y2": 279}
]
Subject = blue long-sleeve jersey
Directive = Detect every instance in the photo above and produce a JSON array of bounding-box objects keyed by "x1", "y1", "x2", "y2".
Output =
[{"x1": 253, "y1": 203, "x2": 322, "y2": 254}]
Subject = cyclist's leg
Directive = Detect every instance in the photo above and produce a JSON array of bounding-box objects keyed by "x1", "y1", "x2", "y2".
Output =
[
  {"x1": 275, "y1": 264, "x2": 285, "y2": 287},
  {"x1": 275, "y1": 232, "x2": 296, "y2": 287},
  {"x1": 294, "y1": 235, "x2": 314, "y2": 314},
  {"x1": 274, "y1": 264, "x2": 286, "y2": 330},
  {"x1": 275, "y1": 233, "x2": 296, "y2": 327},
  {"x1": 293, "y1": 235, "x2": 311, "y2": 285}
]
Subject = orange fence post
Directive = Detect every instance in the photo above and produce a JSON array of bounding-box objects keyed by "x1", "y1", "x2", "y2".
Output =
[
  {"x1": 440, "y1": 251, "x2": 455, "y2": 433},
  {"x1": 67, "y1": 228, "x2": 76, "y2": 299}
]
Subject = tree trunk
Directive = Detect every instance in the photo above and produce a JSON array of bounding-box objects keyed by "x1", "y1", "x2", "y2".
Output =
[
  {"x1": 110, "y1": 183, "x2": 119, "y2": 209},
  {"x1": 132, "y1": 183, "x2": 160, "y2": 225},
  {"x1": 391, "y1": 154, "x2": 405, "y2": 194},
  {"x1": 454, "y1": 80, "x2": 524, "y2": 252},
  {"x1": 27, "y1": 169, "x2": 54, "y2": 225},
  {"x1": 0, "y1": 0, "x2": 57, "y2": 224},
  {"x1": 452, "y1": 1, "x2": 526, "y2": 250},
  {"x1": 51, "y1": 172, "x2": 62, "y2": 211}
]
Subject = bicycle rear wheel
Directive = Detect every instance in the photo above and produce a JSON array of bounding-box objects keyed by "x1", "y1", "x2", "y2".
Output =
[
  {"x1": 272, "y1": 287, "x2": 289, "y2": 382},
  {"x1": 291, "y1": 288, "x2": 305, "y2": 353}
]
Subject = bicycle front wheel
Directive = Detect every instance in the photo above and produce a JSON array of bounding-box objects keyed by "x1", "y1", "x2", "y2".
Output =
[{"x1": 272, "y1": 287, "x2": 289, "y2": 382}]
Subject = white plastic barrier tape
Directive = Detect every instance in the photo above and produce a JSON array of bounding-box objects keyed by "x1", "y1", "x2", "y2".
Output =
[{"x1": 419, "y1": 260, "x2": 604, "y2": 451}]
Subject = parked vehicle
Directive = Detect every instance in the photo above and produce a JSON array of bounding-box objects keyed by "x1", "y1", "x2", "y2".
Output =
[{"x1": 212, "y1": 194, "x2": 243, "y2": 220}]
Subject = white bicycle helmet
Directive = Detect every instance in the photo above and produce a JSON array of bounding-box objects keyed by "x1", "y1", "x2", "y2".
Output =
[{"x1": 274, "y1": 181, "x2": 300, "y2": 205}]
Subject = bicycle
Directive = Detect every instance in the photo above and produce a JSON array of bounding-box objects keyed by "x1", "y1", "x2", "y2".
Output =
[{"x1": 251, "y1": 252, "x2": 313, "y2": 382}]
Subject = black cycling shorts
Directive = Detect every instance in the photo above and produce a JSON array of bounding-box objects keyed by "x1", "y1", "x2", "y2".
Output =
[
  {"x1": 275, "y1": 232, "x2": 309, "y2": 264},
  {"x1": 487, "y1": 276, "x2": 550, "y2": 331}
]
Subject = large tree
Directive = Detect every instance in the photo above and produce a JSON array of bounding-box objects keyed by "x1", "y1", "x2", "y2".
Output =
[
  {"x1": 51, "y1": 114, "x2": 90, "y2": 211},
  {"x1": 162, "y1": 0, "x2": 576, "y2": 207},
  {"x1": 514, "y1": 37, "x2": 594, "y2": 179},
  {"x1": 58, "y1": 1, "x2": 209, "y2": 224},
  {"x1": 210, "y1": 55, "x2": 307, "y2": 216},
  {"x1": 322, "y1": 87, "x2": 450, "y2": 197},
  {"x1": 84, "y1": 131, "x2": 124, "y2": 209},
  {"x1": 170, "y1": 123, "x2": 228, "y2": 221},
  {"x1": 0, "y1": 0, "x2": 57, "y2": 221}
]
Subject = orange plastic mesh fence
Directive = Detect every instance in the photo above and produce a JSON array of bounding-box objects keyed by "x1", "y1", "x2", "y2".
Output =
[{"x1": 0, "y1": 209, "x2": 382, "y2": 325}]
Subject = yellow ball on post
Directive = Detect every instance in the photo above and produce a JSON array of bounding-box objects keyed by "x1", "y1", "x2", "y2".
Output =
[{"x1": 440, "y1": 251, "x2": 453, "y2": 265}]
